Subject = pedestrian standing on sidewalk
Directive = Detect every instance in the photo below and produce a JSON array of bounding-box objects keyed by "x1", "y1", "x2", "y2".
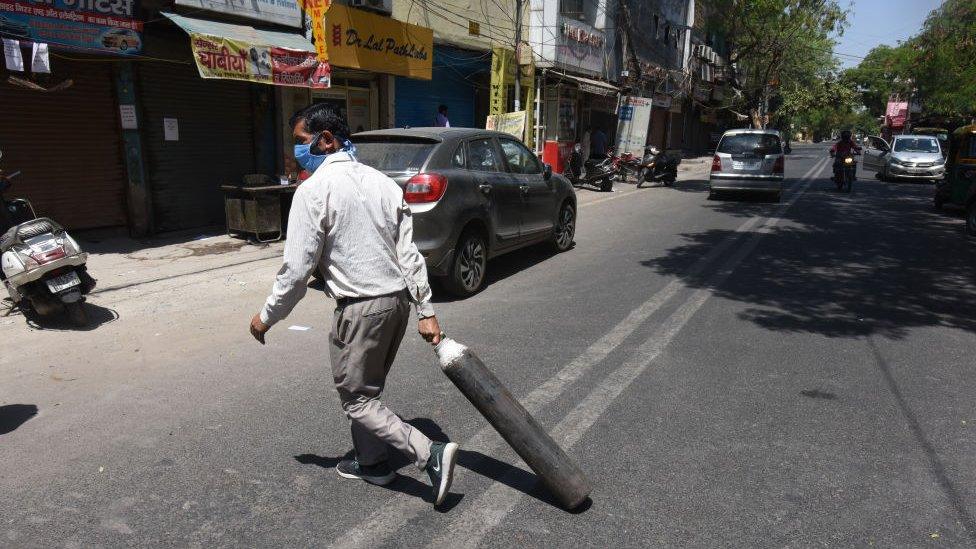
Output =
[
  {"x1": 434, "y1": 104, "x2": 450, "y2": 127},
  {"x1": 248, "y1": 103, "x2": 459, "y2": 506}
]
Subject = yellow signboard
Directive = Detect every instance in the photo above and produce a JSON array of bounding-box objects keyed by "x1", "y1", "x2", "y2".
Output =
[
  {"x1": 324, "y1": 3, "x2": 432, "y2": 80},
  {"x1": 301, "y1": 0, "x2": 331, "y2": 62},
  {"x1": 489, "y1": 46, "x2": 536, "y2": 146}
]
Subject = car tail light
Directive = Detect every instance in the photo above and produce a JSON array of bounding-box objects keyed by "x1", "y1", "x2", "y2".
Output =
[
  {"x1": 29, "y1": 247, "x2": 66, "y2": 265},
  {"x1": 711, "y1": 155, "x2": 722, "y2": 172},
  {"x1": 404, "y1": 173, "x2": 448, "y2": 204},
  {"x1": 773, "y1": 156, "x2": 785, "y2": 174}
]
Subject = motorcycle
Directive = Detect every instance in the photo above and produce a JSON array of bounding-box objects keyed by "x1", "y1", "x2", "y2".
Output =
[
  {"x1": 612, "y1": 150, "x2": 643, "y2": 181},
  {"x1": 636, "y1": 146, "x2": 680, "y2": 188},
  {"x1": 1, "y1": 150, "x2": 95, "y2": 325},
  {"x1": 833, "y1": 152, "x2": 859, "y2": 193},
  {"x1": 567, "y1": 143, "x2": 616, "y2": 192}
]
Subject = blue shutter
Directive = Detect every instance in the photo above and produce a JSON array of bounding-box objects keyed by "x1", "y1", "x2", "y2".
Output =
[{"x1": 395, "y1": 46, "x2": 488, "y2": 129}]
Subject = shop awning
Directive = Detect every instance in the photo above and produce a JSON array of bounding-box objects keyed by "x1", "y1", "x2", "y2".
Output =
[
  {"x1": 162, "y1": 12, "x2": 329, "y2": 88},
  {"x1": 550, "y1": 71, "x2": 620, "y2": 97},
  {"x1": 163, "y1": 12, "x2": 315, "y2": 52}
]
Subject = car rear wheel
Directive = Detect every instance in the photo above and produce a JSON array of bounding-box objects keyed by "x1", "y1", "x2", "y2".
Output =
[
  {"x1": 551, "y1": 202, "x2": 576, "y2": 252},
  {"x1": 443, "y1": 230, "x2": 487, "y2": 297}
]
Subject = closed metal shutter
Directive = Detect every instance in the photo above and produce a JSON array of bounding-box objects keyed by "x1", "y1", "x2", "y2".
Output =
[
  {"x1": 395, "y1": 46, "x2": 486, "y2": 129},
  {"x1": 650, "y1": 107, "x2": 668, "y2": 148},
  {"x1": 139, "y1": 60, "x2": 254, "y2": 232},
  {"x1": 0, "y1": 59, "x2": 126, "y2": 229}
]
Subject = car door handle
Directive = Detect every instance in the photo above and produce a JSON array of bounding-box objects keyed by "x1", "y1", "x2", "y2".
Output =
[{"x1": 478, "y1": 184, "x2": 492, "y2": 195}]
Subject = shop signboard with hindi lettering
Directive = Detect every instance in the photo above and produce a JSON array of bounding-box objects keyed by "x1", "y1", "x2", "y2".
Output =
[
  {"x1": 486, "y1": 111, "x2": 526, "y2": 140},
  {"x1": 175, "y1": 0, "x2": 301, "y2": 28},
  {"x1": 0, "y1": 0, "x2": 143, "y2": 55},
  {"x1": 190, "y1": 33, "x2": 329, "y2": 88},
  {"x1": 614, "y1": 96, "x2": 653, "y2": 157},
  {"x1": 324, "y1": 3, "x2": 431, "y2": 80}
]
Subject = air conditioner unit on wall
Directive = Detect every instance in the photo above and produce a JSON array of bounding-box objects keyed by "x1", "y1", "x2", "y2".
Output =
[{"x1": 349, "y1": 0, "x2": 392, "y2": 15}]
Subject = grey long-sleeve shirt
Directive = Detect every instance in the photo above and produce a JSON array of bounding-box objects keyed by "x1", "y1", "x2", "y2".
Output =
[{"x1": 259, "y1": 151, "x2": 435, "y2": 327}]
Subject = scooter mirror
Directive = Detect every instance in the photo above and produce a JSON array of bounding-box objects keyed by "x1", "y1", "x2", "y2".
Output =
[{"x1": 543, "y1": 163, "x2": 553, "y2": 180}]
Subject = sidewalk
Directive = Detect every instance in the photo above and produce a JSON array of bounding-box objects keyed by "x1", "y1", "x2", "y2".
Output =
[{"x1": 78, "y1": 228, "x2": 284, "y2": 296}]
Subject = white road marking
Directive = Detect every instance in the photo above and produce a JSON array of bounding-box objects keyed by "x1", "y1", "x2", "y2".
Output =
[
  {"x1": 429, "y1": 159, "x2": 828, "y2": 548},
  {"x1": 329, "y1": 157, "x2": 830, "y2": 549}
]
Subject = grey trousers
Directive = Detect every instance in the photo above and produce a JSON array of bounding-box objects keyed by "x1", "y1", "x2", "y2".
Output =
[{"x1": 329, "y1": 290, "x2": 432, "y2": 469}]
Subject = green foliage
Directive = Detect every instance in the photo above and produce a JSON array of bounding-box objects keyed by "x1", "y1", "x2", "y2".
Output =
[
  {"x1": 845, "y1": 0, "x2": 976, "y2": 121},
  {"x1": 705, "y1": 0, "x2": 849, "y2": 127}
]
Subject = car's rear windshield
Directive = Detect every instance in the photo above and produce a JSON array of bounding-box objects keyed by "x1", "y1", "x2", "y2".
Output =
[
  {"x1": 893, "y1": 137, "x2": 939, "y2": 153},
  {"x1": 717, "y1": 133, "x2": 782, "y2": 155},
  {"x1": 353, "y1": 138, "x2": 438, "y2": 173}
]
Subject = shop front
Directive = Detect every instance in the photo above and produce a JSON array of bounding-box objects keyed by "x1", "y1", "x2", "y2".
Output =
[
  {"x1": 0, "y1": 0, "x2": 144, "y2": 230},
  {"x1": 535, "y1": 15, "x2": 618, "y2": 172},
  {"x1": 395, "y1": 45, "x2": 488, "y2": 129},
  {"x1": 142, "y1": 10, "x2": 321, "y2": 231}
]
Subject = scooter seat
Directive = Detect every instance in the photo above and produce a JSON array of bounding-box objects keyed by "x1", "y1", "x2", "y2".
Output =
[{"x1": 0, "y1": 217, "x2": 59, "y2": 252}]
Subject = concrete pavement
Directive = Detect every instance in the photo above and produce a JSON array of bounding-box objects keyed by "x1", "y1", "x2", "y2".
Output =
[{"x1": 3, "y1": 145, "x2": 976, "y2": 547}]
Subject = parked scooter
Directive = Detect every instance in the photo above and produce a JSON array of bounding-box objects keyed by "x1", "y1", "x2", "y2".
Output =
[
  {"x1": 567, "y1": 144, "x2": 616, "y2": 192},
  {"x1": 636, "y1": 146, "x2": 681, "y2": 188},
  {"x1": 1, "y1": 151, "x2": 95, "y2": 325}
]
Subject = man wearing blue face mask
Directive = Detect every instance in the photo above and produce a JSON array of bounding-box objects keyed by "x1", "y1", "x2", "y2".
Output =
[{"x1": 249, "y1": 104, "x2": 459, "y2": 506}]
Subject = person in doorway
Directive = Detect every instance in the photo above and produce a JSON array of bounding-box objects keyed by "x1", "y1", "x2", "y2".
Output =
[
  {"x1": 590, "y1": 126, "x2": 608, "y2": 159},
  {"x1": 248, "y1": 104, "x2": 459, "y2": 506},
  {"x1": 435, "y1": 104, "x2": 450, "y2": 127}
]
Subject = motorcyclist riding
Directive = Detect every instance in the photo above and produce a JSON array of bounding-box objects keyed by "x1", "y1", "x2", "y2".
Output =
[{"x1": 830, "y1": 130, "x2": 862, "y2": 183}]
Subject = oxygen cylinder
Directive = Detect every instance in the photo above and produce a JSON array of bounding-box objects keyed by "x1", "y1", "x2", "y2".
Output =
[{"x1": 434, "y1": 337, "x2": 591, "y2": 510}]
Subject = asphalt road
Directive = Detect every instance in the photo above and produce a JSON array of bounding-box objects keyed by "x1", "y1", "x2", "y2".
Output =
[{"x1": 3, "y1": 143, "x2": 976, "y2": 548}]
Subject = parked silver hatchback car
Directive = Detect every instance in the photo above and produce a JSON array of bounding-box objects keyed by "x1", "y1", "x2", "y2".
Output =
[
  {"x1": 862, "y1": 134, "x2": 945, "y2": 182},
  {"x1": 708, "y1": 129, "x2": 786, "y2": 201},
  {"x1": 352, "y1": 128, "x2": 578, "y2": 297}
]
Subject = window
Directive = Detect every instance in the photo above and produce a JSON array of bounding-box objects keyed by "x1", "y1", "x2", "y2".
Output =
[
  {"x1": 353, "y1": 139, "x2": 436, "y2": 173},
  {"x1": 467, "y1": 138, "x2": 500, "y2": 172},
  {"x1": 869, "y1": 137, "x2": 888, "y2": 151},
  {"x1": 966, "y1": 136, "x2": 976, "y2": 159},
  {"x1": 717, "y1": 133, "x2": 782, "y2": 156},
  {"x1": 452, "y1": 143, "x2": 465, "y2": 168},
  {"x1": 893, "y1": 137, "x2": 940, "y2": 153},
  {"x1": 499, "y1": 138, "x2": 543, "y2": 174}
]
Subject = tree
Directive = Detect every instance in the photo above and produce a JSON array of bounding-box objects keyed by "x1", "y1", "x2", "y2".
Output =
[
  {"x1": 845, "y1": 0, "x2": 976, "y2": 123},
  {"x1": 706, "y1": 0, "x2": 849, "y2": 128}
]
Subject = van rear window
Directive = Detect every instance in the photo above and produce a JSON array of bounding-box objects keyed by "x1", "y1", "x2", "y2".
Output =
[
  {"x1": 354, "y1": 139, "x2": 437, "y2": 173},
  {"x1": 717, "y1": 134, "x2": 782, "y2": 155}
]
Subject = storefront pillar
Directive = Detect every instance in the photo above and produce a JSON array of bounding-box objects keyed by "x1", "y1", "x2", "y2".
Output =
[{"x1": 114, "y1": 63, "x2": 152, "y2": 236}]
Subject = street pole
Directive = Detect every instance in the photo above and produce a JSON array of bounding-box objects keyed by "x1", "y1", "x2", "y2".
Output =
[{"x1": 513, "y1": 0, "x2": 522, "y2": 111}]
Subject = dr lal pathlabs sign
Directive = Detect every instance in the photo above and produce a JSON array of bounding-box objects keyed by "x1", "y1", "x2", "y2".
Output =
[{"x1": 324, "y1": 3, "x2": 431, "y2": 80}]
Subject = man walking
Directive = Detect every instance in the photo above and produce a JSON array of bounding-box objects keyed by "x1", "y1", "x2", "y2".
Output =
[{"x1": 249, "y1": 104, "x2": 459, "y2": 505}]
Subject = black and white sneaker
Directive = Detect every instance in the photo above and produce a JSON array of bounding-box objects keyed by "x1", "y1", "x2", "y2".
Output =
[
  {"x1": 425, "y1": 441, "x2": 459, "y2": 505},
  {"x1": 336, "y1": 459, "x2": 396, "y2": 486}
]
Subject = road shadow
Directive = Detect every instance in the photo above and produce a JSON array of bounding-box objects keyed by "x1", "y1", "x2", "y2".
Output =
[
  {"x1": 642, "y1": 178, "x2": 976, "y2": 339},
  {"x1": 76, "y1": 225, "x2": 228, "y2": 256},
  {"x1": 12, "y1": 300, "x2": 119, "y2": 332},
  {"x1": 0, "y1": 404, "x2": 38, "y2": 435},
  {"x1": 431, "y1": 244, "x2": 564, "y2": 304}
]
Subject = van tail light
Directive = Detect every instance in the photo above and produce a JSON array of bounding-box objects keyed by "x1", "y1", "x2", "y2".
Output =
[
  {"x1": 711, "y1": 155, "x2": 722, "y2": 172},
  {"x1": 404, "y1": 173, "x2": 448, "y2": 204},
  {"x1": 773, "y1": 156, "x2": 785, "y2": 174}
]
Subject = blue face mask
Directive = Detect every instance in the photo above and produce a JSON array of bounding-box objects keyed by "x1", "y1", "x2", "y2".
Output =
[{"x1": 294, "y1": 134, "x2": 357, "y2": 173}]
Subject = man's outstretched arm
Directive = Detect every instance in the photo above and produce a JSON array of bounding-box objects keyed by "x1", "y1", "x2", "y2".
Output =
[{"x1": 251, "y1": 185, "x2": 325, "y2": 343}]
